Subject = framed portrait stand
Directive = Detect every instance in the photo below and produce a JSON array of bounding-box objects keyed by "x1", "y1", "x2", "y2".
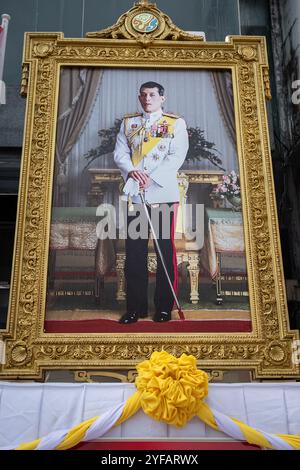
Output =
[{"x1": 0, "y1": 0, "x2": 299, "y2": 380}]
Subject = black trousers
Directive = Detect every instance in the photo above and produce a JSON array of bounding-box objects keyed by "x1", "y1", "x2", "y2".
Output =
[{"x1": 125, "y1": 203, "x2": 178, "y2": 314}]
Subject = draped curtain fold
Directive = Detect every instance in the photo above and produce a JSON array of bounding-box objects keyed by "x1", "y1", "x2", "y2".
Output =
[
  {"x1": 211, "y1": 71, "x2": 236, "y2": 147},
  {"x1": 54, "y1": 68, "x2": 103, "y2": 205}
]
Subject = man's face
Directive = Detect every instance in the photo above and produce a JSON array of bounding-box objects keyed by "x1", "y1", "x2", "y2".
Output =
[{"x1": 139, "y1": 87, "x2": 165, "y2": 113}]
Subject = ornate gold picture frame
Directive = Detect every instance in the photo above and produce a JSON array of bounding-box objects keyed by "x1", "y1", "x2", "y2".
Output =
[{"x1": 1, "y1": 1, "x2": 299, "y2": 379}]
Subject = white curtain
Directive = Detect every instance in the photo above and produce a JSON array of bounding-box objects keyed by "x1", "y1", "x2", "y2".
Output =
[{"x1": 67, "y1": 68, "x2": 238, "y2": 207}]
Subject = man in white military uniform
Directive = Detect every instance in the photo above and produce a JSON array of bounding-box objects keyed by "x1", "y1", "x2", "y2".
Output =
[{"x1": 114, "y1": 81, "x2": 189, "y2": 323}]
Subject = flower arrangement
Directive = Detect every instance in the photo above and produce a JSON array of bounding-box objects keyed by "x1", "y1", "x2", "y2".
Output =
[{"x1": 210, "y1": 170, "x2": 240, "y2": 201}]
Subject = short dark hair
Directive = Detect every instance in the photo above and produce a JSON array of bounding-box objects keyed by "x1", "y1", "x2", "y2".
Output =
[{"x1": 139, "y1": 81, "x2": 165, "y2": 96}]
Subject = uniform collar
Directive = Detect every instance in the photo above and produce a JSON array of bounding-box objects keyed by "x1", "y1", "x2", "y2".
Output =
[{"x1": 142, "y1": 109, "x2": 163, "y2": 124}]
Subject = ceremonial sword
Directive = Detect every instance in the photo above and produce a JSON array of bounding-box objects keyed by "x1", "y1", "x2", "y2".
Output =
[{"x1": 139, "y1": 190, "x2": 185, "y2": 321}]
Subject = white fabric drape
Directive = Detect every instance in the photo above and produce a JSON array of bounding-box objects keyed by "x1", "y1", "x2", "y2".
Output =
[
  {"x1": 0, "y1": 382, "x2": 300, "y2": 448},
  {"x1": 67, "y1": 69, "x2": 238, "y2": 207}
]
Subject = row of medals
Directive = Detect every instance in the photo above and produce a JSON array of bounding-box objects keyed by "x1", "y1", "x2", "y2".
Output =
[{"x1": 141, "y1": 120, "x2": 174, "y2": 142}]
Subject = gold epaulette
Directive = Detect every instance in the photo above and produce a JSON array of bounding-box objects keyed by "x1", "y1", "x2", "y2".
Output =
[
  {"x1": 124, "y1": 112, "x2": 142, "y2": 118},
  {"x1": 163, "y1": 112, "x2": 180, "y2": 119}
]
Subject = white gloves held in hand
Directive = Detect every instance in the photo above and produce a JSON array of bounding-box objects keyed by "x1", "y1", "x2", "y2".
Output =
[{"x1": 123, "y1": 178, "x2": 140, "y2": 197}]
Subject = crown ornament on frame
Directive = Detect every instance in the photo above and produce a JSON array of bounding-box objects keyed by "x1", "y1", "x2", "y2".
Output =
[{"x1": 86, "y1": 0, "x2": 204, "y2": 44}]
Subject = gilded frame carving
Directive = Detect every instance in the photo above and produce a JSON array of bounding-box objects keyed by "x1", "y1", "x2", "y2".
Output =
[{"x1": 1, "y1": 2, "x2": 299, "y2": 379}]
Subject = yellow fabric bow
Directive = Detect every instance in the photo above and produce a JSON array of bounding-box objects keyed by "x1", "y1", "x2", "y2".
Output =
[{"x1": 136, "y1": 351, "x2": 209, "y2": 427}]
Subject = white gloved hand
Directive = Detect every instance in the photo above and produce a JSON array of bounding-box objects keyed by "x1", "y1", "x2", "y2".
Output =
[{"x1": 123, "y1": 178, "x2": 140, "y2": 197}]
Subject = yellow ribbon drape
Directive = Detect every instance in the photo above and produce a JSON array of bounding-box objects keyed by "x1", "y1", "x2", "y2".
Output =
[{"x1": 13, "y1": 351, "x2": 300, "y2": 450}]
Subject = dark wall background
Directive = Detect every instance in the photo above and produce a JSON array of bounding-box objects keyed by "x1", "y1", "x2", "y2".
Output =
[
  {"x1": 1, "y1": 0, "x2": 240, "y2": 87},
  {"x1": 0, "y1": 0, "x2": 241, "y2": 150}
]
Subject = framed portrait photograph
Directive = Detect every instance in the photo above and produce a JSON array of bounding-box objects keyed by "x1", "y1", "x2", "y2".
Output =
[
  {"x1": 45, "y1": 67, "x2": 248, "y2": 335},
  {"x1": 1, "y1": 2, "x2": 299, "y2": 379}
]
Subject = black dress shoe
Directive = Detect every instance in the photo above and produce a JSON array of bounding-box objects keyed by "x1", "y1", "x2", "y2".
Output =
[
  {"x1": 119, "y1": 312, "x2": 147, "y2": 324},
  {"x1": 153, "y1": 311, "x2": 171, "y2": 322}
]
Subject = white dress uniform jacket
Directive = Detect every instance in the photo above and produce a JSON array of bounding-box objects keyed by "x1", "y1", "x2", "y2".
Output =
[{"x1": 113, "y1": 109, "x2": 189, "y2": 204}]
